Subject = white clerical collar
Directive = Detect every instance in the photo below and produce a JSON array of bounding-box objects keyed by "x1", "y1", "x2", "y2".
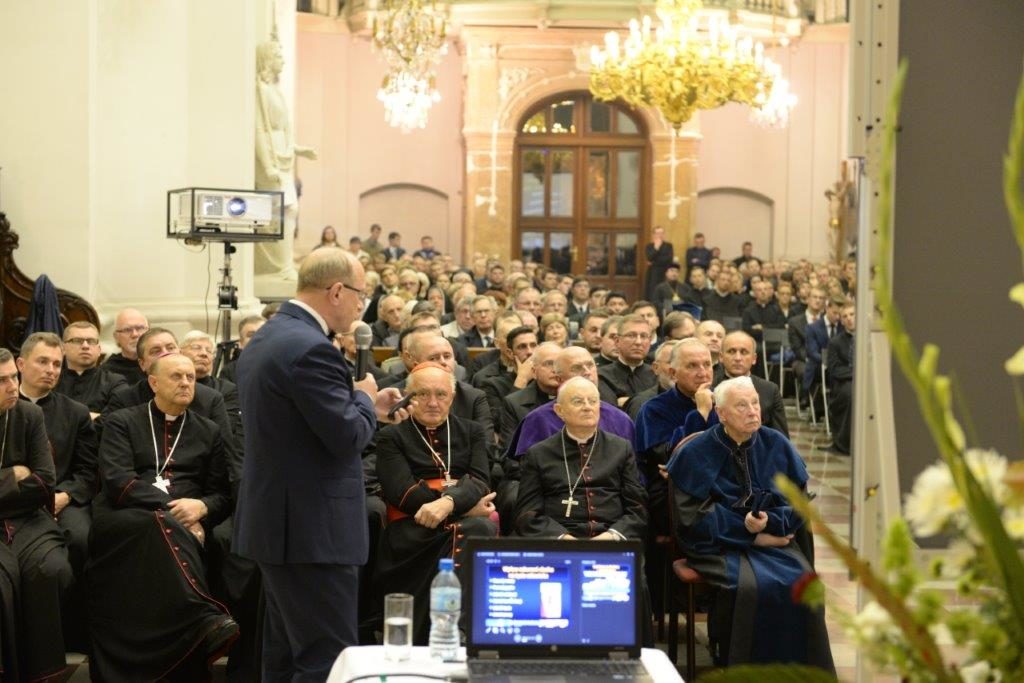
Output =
[
  {"x1": 19, "y1": 388, "x2": 48, "y2": 403},
  {"x1": 565, "y1": 427, "x2": 596, "y2": 446},
  {"x1": 289, "y1": 299, "x2": 330, "y2": 336}
]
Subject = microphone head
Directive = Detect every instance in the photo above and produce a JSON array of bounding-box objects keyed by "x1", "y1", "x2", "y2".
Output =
[{"x1": 354, "y1": 322, "x2": 373, "y2": 349}]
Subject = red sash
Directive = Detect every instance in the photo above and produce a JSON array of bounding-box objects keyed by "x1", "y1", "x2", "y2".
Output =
[{"x1": 386, "y1": 478, "x2": 447, "y2": 524}]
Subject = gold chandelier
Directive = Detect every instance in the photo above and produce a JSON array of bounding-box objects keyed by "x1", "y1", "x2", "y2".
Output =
[
  {"x1": 372, "y1": 0, "x2": 449, "y2": 132},
  {"x1": 589, "y1": 0, "x2": 793, "y2": 128}
]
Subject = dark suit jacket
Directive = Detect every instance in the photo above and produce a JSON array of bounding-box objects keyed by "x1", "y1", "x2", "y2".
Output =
[
  {"x1": 827, "y1": 330, "x2": 855, "y2": 388},
  {"x1": 384, "y1": 246, "x2": 406, "y2": 261},
  {"x1": 788, "y1": 313, "x2": 813, "y2": 361},
  {"x1": 713, "y1": 367, "x2": 790, "y2": 438},
  {"x1": 233, "y1": 301, "x2": 377, "y2": 565},
  {"x1": 804, "y1": 318, "x2": 835, "y2": 389},
  {"x1": 567, "y1": 301, "x2": 589, "y2": 322},
  {"x1": 460, "y1": 327, "x2": 495, "y2": 349},
  {"x1": 371, "y1": 319, "x2": 400, "y2": 348},
  {"x1": 498, "y1": 383, "x2": 553, "y2": 451}
]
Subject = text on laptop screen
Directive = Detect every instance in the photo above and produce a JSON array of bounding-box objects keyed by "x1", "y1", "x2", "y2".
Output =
[{"x1": 470, "y1": 548, "x2": 637, "y2": 647}]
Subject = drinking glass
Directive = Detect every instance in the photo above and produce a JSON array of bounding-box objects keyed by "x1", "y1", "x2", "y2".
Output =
[{"x1": 384, "y1": 593, "x2": 413, "y2": 661}]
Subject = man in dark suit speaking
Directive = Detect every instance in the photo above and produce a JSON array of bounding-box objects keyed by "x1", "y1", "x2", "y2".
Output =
[{"x1": 234, "y1": 248, "x2": 406, "y2": 681}]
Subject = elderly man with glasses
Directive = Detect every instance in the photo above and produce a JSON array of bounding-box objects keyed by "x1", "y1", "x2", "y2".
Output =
[
  {"x1": 102, "y1": 307, "x2": 150, "y2": 384},
  {"x1": 373, "y1": 362, "x2": 497, "y2": 644},
  {"x1": 56, "y1": 321, "x2": 127, "y2": 417}
]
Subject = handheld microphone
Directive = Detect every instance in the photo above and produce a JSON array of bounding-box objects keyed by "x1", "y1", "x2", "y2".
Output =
[{"x1": 354, "y1": 322, "x2": 373, "y2": 381}]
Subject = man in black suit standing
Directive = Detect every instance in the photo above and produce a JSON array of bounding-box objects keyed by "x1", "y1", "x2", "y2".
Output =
[
  {"x1": 789, "y1": 286, "x2": 825, "y2": 404},
  {"x1": 234, "y1": 249, "x2": 405, "y2": 681},
  {"x1": 827, "y1": 303, "x2": 856, "y2": 454},
  {"x1": 644, "y1": 226, "x2": 674, "y2": 301},
  {"x1": 383, "y1": 231, "x2": 406, "y2": 261}
]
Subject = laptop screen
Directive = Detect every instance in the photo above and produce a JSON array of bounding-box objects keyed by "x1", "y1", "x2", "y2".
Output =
[{"x1": 466, "y1": 539, "x2": 641, "y2": 652}]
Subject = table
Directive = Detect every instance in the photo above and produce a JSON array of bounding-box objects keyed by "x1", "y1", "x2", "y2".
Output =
[{"x1": 328, "y1": 645, "x2": 684, "y2": 682}]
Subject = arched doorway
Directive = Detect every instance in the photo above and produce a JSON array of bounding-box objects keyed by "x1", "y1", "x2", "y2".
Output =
[{"x1": 514, "y1": 93, "x2": 648, "y2": 300}]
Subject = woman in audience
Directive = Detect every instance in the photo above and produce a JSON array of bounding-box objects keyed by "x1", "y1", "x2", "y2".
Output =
[
  {"x1": 313, "y1": 225, "x2": 340, "y2": 250},
  {"x1": 539, "y1": 313, "x2": 570, "y2": 346},
  {"x1": 426, "y1": 285, "x2": 448, "y2": 318}
]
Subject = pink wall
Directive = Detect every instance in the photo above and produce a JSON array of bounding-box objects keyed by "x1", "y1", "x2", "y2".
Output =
[
  {"x1": 295, "y1": 17, "x2": 466, "y2": 256},
  {"x1": 696, "y1": 29, "x2": 849, "y2": 261}
]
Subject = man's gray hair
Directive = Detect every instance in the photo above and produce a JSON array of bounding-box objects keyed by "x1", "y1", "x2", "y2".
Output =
[
  {"x1": 182, "y1": 330, "x2": 214, "y2": 347},
  {"x1": 714, "y1": 375, "x2": 755, "y2": 407},
  {"x1": 671, "y1": 337, "x2": 711, "y2": 367},
  {"x1": 297, "y1": 249, "x2": 358, "y2": 292}
]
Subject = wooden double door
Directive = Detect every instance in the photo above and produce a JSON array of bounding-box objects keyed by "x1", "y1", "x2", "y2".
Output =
[{"x1": 515, "y1": 93, "x2": 648, "y2": 300}]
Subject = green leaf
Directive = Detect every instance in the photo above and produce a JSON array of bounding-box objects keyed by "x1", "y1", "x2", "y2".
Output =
[{"x1": 698, "y1": 664, "x2": 838, "y2": 683}]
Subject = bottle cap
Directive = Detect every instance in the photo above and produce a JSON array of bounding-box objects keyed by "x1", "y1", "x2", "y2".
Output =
[{"x1": 439, "y1": 558, "x2": 454, "y2": 571}]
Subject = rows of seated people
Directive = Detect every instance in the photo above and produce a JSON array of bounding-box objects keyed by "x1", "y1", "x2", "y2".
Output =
[{"x1": 0, "y1": 239, "x2": 853, "y2": 680}]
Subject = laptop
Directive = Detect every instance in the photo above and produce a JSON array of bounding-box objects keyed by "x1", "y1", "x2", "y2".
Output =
[{"x1": 464, "y1": 538, "x2": 654, "y2": 682}]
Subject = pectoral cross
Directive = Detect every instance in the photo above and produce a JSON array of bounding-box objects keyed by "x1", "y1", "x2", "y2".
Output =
[
  {"x1": 153, "y1": 476, "x2": 170, "y2": 493},
  {"x1": 562, "y1": 496, "x2": 578, "y2": 518}
]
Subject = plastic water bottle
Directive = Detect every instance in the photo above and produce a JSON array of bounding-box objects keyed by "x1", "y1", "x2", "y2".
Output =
[{"x1": 428, "y1": 557, "x2": 461, "y2": 661}]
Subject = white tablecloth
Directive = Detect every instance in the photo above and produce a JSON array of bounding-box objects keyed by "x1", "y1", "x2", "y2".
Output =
[{"x1": 327, "y1": 645, "x2": 684, "y2": 682}]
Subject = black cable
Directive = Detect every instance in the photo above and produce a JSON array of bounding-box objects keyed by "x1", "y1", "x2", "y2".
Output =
[
  {"x1": 342, "y1": 674, "x2": 466, "y2": 683},
  {"x1": 204, "y1": 244, "x2": 212, "y2": 332}
]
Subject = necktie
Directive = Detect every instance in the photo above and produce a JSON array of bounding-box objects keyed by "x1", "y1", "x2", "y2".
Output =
[
  {"x1": 483, "y1": 336, "x2": 492, "y2": 347},
  {"x1": 828, "y1": 324, "x2": 835, "y2": 338}
]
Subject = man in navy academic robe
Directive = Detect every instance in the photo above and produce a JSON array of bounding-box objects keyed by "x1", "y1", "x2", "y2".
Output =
[{"x1": 667, "y1": 376, "x2": 834, "y2": 671}]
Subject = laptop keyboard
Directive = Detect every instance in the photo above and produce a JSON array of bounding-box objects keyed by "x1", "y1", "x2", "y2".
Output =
[{"x1": 469, "y1": 659, "x2": 645, "y2": 677}]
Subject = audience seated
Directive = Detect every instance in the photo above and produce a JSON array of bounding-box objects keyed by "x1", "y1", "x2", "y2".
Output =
[
  {"x1": 514, "y1": 376, "x2": 647, "y2": 541},
  {"x1": 371, "y1": 295, "x2": 405, "y2": 347},
  {"x1": 0, "y1": 348, "x2": 74, "y2": 681},
  {"x1": 218, "y1": 315, "x2": 266, "y2": 383},
  {"x1": 826, "y1": 303, "x2": 856, "y2": 454},
  {"x1": 666, "y1": 377, "x2": 834, "y2": 672},
  {"x1": 102, "y1": 308, "x2": 150, "y2": 385},
  {"x1": 373, "y1": 363, "x2": 497, "y2": 644},
  {"x1": 17, "y1": 334, "x2": 97, "y2": 581},
  {"x1": 3, "y1": 234, "x2": 856, "y2": 675},
  {"x1": 56, "y1": 321, "x2": 126, "y2": 416},
  {"x1": 597, "y1": 314, "x2": 657, "y2": 406},
  {"x1": 87, "y1": 354, "x2": 236, "y2": 680}
]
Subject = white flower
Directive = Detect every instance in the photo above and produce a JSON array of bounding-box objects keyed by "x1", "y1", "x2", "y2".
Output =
[
  {"x1": 849, "y1": 601, "x2": 897, "y2": 645},
  {"x1": 960, "y1": 660, "x2": 1001, "y2": 683},
  {"x1": 964, "y1": 449, "x2": 1009, "y2": 505},
  {"x1": 904, "y1": 450, "x2": 1010, "y2": 537},
  {"x1": 1003, "y1": 506, "x2": 1024, "y2": 541},
  {"x1": 905, "y1": 462, "x2": 961, "y2": 537}
]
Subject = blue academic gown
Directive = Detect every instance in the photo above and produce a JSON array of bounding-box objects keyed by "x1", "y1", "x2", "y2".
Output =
[{"x1": 666, "y1": 425, "x2": 834, "y2": 671}]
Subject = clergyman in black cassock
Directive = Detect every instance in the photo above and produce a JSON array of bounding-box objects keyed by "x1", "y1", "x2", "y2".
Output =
[
  {"x1": 57, "y1": 321, "x2": 127, "y2": 416},
  {"x1": 0, "y1": 353, "x2": 74, "y2": 682},
  {"x1": 86, "y1": 354, "x2": 236, "y2": 681},
  {"x1": 374, "y1": 364, "x2": 497, "y2": 644},
  {"x1": 666, "y1": 377, "x2": 833, "y2": 671}
]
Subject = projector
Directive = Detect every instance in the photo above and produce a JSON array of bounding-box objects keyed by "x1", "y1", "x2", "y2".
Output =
[
  {"x1": 167, "y1": 187, "x2": 284, "y2": 242},
  {"x1": 192, "y1": 191, "x2": 273, "y2": 232}
]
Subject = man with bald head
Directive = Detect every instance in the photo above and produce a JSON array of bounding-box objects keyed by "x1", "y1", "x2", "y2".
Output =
[
  {"x1": 666, "y1": 377, "x2": 832, "y2": 671},
  {"x1": 372, "y1": 294, "x2": 406, "y2": 348},
  {"x1": 88, "y1": 353, "x2": 236, "y2": 679},
  {"x1": 56, "y1": 320, "x2": 126, "y2": 416},
  {"x1": 709, "y1": 331, "x2": 789, "y2": 437},
  {"x1": 514, "y1": 377, "x2": 646, "y2": 541},
  {"x1": 695, "y1": 319, "x2": 726, "y2": 367},
  {"x1": 234, "y1": 248, "x2": 405, "y2": 679},
  {"x1": 374, "y1": 363, "x2": 496, "y2": 643},
  {"x1": 103, "y1": 327, "x2": 242, "y2": 486},
  {"x1": 103, "y1": 307, "x2": 150, "y2": 384},
  {"x1": 498, "y1": 341, "x2": 563, "y2": 450}
]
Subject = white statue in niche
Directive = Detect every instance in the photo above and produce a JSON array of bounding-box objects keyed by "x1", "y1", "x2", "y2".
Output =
[{"x1": 254, "y1": 37, "x2": 317, "y2": 282}]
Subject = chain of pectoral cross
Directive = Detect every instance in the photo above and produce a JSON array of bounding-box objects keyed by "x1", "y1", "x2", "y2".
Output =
[{"x1": 559, "y1": 429, "x2": 598, "y2": 518}]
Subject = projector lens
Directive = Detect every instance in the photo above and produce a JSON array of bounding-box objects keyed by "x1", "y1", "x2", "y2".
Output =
[{"x1": 227, "y1": 197, "x2": 247, "y2": 217}]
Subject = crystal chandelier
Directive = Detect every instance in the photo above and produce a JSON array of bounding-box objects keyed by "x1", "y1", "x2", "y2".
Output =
[
  {"x1": 589, "y1": 0, "x2": 793, "y2": 129},
  {"x1": 749, "y1": 61, "x2": 798, "y2": 128},
  {"x1": 372, "y1": 0, "x2": 448, "y2": 133}
]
